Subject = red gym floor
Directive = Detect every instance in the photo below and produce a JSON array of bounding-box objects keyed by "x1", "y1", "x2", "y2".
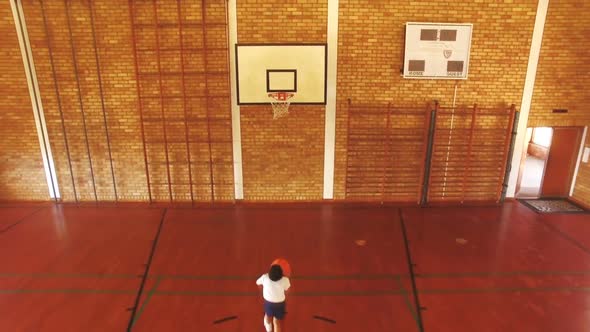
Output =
[{"x1": 1, "y1": 201, "x2": 589, "y2": 331}]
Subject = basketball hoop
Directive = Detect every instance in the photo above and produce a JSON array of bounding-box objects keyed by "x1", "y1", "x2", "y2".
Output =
[{"x1": 268, "y1": 92, "x2": 295, "y2": 119}]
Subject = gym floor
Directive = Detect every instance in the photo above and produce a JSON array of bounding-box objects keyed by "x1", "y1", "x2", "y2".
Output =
[{"x1": 1, "y1": 201, "x2": 589, "y2": 331}]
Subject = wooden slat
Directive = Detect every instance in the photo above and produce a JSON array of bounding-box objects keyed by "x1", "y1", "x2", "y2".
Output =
[
  {"x1": 427, "y1": 104, "x2": 515, "y2": 203},
  {"x1": 345, "y1": 101, "x2": 429, "y2": 202}
]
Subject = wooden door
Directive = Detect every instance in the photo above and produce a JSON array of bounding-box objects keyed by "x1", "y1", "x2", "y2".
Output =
[{"x1": 541, "y1": 127, "x2": 583, "y2": 197}]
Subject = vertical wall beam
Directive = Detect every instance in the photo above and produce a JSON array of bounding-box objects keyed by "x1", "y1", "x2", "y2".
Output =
[
  {"x1": 323, "y1": 0, "x2": 339, "y2": 199},
  {"x1": 227, "y1": 0, "x2": 243, "y2": 199},
  {"x1": 421, "y1": 105, "x2": 437, "y2": 206},
  {"x1": 40, "y1": 0, "x2": 77, "y2": 202},
  {"x1": 222, "y1": 0, "x2": 235, "y2": 202},
  {"x1": 40, "y1": 0, "x2": 76, "y2": 201},
  {"x1": 417, "y1": 104, "x2": 431, "y2": 204},
  {"x1": 501, "y1": 108, "x2": 520, "y2": 201},
  {"x1": 506, "y1": 0, "x2": 549, "y2": 197},
  {"x1": 10, "y1": 0, "x2": 60, "y2": 199}
]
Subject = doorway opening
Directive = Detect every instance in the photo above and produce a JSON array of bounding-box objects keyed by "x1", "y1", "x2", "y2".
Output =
[
  {"x1": 516, "y1": 126, "x2": 584, "y2": 199},
  {"x1": 516, "y1": 127, "x2": 552, "y2": 198}
]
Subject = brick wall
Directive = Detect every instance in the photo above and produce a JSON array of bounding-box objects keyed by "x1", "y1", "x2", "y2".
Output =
[
  {"x1": 3, "y1": 0, "x2": 587, "y2": 203},
  {"x1": 531, "y1": 1, "x2": 590, "y2": 204},
  {"x1": 0, "y1": 1, "x2": 48, "y2": 200},
  {"x1": 528, "y1": 0, "x2": 590, "y2": 127},
  {"x1": 334, "y1": 0, "x2": 538, "y2": 199},
  {"x1": 18, "y1": 0, "x2": 233, "y2": 202},
  {"x1": 237, "y1": 0, "x2": 327, "y2": 200}
]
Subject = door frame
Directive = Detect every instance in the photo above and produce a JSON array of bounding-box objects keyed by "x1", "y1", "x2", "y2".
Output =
[{"x1": 569, "y1": 126, "x2": 588, "y2": 196}]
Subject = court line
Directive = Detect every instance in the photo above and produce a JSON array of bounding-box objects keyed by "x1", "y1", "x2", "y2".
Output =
[
  {"x1": 419, "y1": 286, "x2": 590, "y2": 294},
  {"x1": 399, "y1": 209, "x2": 425, "y2": 332},
  {"x1": 126, "y1": 208, "x2": 167, "y2": 332},
  {"x1": 4, "y1": 270, "x2": 590, "y2": 280},
  {"x1": 159, "y1": 274, "x2": 399, "y2": 280},
  {"x1": 395, "y1": 275, "x2": 420, "y2": 330},
  {"x1": 0, "y1": 273, "x2": 139, "y2": 279},
  {"x1": 0, "y1": 272, "x2": 398, "y2": 280},
  {"x1": 5, "y1": 285, "x2": 590, "y2": 296},
  {"x1": 511, "y1": 201, "x2": 590, "y2": 256},
  {"x1": 0, "y1": 204, "x2": 52, "y2": 209},
  {"x1": 534, "y1": 217, "x2": 590, "y2": 256},
  {"x1": 0, "y1": 289, "x2": 135, "y2": 294},
  {"x1": 0, "y1": 288, "x2": 403, "y2": 297},
  {"x1": 416, "y1": 270, "x2": 590, "y2": 278},
  {"x1": 152, "y1": 290, "x2": 405, "y2": 296},
  {"x1": 0, "y1": 206, "x2": 48, "y2": 234},
  {"x1": 132, "y1": 276, "x2": 162, "y2": 327},
  {"x1": 51, "y1": 203, "x2": 163, "y2": 210}
]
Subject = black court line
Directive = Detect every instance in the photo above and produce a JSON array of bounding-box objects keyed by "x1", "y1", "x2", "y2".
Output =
[
  {"x1": 0, "y1": 204, "x2": 51, "y2": 208},
  {"x1": 161, "y1": 274, "x2": 397, "y2": 280},
  {"x1": 153, "y1": 290, "x2": 403, "y2": 296},
  {"x1": 54, "y1": 202, "x2": 163, "y2": 210},
  {"x1": 398, "y1": 209, "x2": 425, "y2": 332},
  {"x1": 9, "y1": 285, "x2": 590, "y2": 296},
  {"x1": 534, "y1": 217, "x2": 590, "y2": 256},
  {"x1": 5, "y1": 270, "x2": 590, "y2": 280},
  {"x1": 0, "y1": 206, "x2": 48, "y2": 234},
  {"x1": 0, "y1": 289, "x2": 136, "y2": 294},
  {"x1": 416, "y1": 270, "x2": 590, "y2": 278},
  {"x1": 127, "y1": 208, "x2": 167, "y2": 331},
  {"x1": 313, "y1": 315, "x2": 336, "y2": 324},
  {"x1": 395, "y1": 275, "x2": 420, "y2": 328},
  {"x1": 419, "y1": 286, "x2": 590, "y2": 294},
  {"x1": 213, "y1": 315, "x2": 238, "y2": 324}
]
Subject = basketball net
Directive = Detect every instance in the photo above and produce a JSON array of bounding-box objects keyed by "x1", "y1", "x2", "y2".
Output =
[{"x1": 268, "y1": 92, "x2": 295, "y2": 119}]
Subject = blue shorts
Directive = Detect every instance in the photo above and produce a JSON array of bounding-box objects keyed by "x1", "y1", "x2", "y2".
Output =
[{"x1": 264, "y1": 300, "x2": 286, "y2": 320}]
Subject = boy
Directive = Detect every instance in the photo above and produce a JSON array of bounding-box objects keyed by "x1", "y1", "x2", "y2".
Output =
[{"x1": 256, "y1": 264, "x2": 290, "y2": 332}]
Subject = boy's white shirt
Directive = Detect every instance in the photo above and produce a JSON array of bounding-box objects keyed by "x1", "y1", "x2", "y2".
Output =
[{"x1": 256, "y1": 273, "x2": 291, "y2": 303}]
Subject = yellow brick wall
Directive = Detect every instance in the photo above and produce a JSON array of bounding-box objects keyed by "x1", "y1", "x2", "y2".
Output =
[
  {"x1": 2, "y1": 0, "x2": 587, "y2": 203},
  {"x1": 526, "y1": 0, "x2": 590, "y2": 204},
  {"x1": 19, "y1": 0, "x2": 233, "y2": 202},
  {"x1": 0, "y1": 1, "x2": 48, "y2": 200},
  {"x1": 237, "y1": 0, "x2": 327, "y2": 200},
  {"x1": 528, "y1": 0, "x2": 590, "y2": 127},
  {"x1": 22, "y1": 0, "x2": 148, "y2": 201},
  {"x1": 334, "y1": 0, "x2": 538, "y2": 199}
]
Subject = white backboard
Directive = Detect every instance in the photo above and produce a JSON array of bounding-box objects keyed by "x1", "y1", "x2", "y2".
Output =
[
  {"x1": 403, "y1": 23, "x2": 473, "y2": 79},
  {"x1": 235, "y1": 44, "x2": 327, "y2": 104}
]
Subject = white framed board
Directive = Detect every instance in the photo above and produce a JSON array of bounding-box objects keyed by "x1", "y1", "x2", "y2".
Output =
[{"x1": 403, "y1": 22, "x2": 473, "y2": 79}]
